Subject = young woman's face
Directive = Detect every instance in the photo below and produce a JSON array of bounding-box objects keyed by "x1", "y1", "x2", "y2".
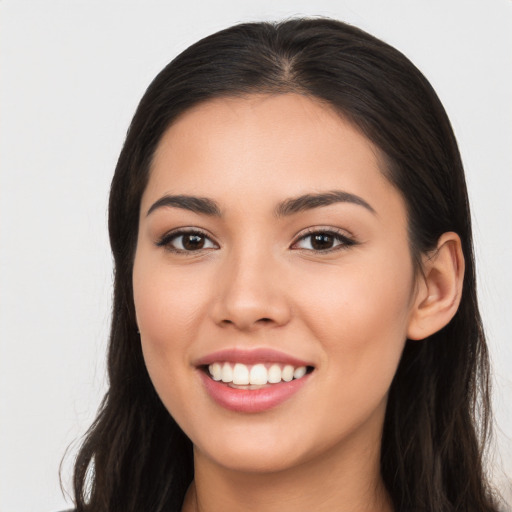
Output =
[{"x1": 133, "y1": 94, "x2": 419, "y2": 474}]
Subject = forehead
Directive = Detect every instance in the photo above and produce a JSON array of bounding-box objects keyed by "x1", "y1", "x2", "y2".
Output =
[{"x1": 144, "y1": 93, "x2": 402, "y2": 219}]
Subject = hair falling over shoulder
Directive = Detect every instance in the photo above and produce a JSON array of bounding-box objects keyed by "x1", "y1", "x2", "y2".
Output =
[{"x1": 69, "y1": 18, "x2": 502, "y2": 512}]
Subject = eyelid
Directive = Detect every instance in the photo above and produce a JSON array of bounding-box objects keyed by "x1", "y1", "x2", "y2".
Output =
[
  {"x1": 155, "y1": 225, "x2": 357, "y2": 254},
  {"x1": 156, "y1": 227, "x2": 219, "y2": 253},
  {"x1": 291, "y1": 227, "x2": 357, "y2": 252}
]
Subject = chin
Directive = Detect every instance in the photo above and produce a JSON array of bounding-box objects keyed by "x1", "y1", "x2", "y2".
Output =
[
  {"x1": 190, "y1": 417, "x2": 350, "y2": 478},
  {"x1": 201, "y1": 442, "x2": 306, "y2": 474}
]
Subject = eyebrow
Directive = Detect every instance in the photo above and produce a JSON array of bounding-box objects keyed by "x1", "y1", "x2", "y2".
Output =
[
  {"x1": 274, "y1": 190, "x2": 376, "y2": 217},
  {"x1": 147, "y1": 195, "x2": 221, "y2": 217},
  {"x1": 146, "y1": 190, "x2": 376, "y2": 218}
]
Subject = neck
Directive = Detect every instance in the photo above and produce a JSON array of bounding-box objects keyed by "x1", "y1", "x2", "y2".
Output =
[{"x1": 182, "y1": 428, "x2": 393, "y2": 512}]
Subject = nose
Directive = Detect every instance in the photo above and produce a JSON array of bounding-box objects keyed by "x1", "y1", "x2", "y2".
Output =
[{"x1": 211, "y1": 250, "x2": 292, "y2": 331}]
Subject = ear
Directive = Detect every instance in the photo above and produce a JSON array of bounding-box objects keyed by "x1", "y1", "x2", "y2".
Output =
[{"x1": 407, "y1": 232, "x2": 465, "y2": 340}]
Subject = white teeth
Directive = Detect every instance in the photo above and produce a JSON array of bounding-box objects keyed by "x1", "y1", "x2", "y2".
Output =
[
  {"x1": 281, "y1": 365, "x2": 294, "y2": 382},
  {"x1": 249, "y1": 364, "x2": 268, "y2": 385},
  {"x1": 232, "y1": 363, "x2": 250, "y2": 385},
  {"x1": 209, "y1": 362, "x2": 222, "y2": 381},
  {"x1": 221, "y1": 362, "x2": 233, "y2": 383},
  {"x1": 267, "y1": 364, "x2": 282, "y2": 383},
  {"x1": 293, "y1": 366, "x2": 307, "y2": 379},
  {"x1": 207, "y1": 362, "x2": 310, "y2": 385}
]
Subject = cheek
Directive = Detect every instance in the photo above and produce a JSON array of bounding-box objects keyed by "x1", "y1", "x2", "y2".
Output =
[
  {"x1": 133, "y1": 257, "x2": 208, "y2": 342},
  {"x1": 291, "y1": 262, "x2": 414, "y2": 444},
  {"x1": 297, "y1": 257, "x2": 414, "y2": 381},
  {"x1": 132, "y1": 261, "x2": 211, "y2": 430},
  {"x1": 132, "y1": 255, "x2": 212, "y2": 399}
]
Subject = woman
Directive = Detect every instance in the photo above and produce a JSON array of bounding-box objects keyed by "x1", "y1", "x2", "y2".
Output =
[{"x1": 71, "y1": 18, "x2": 500, "y2": 511}]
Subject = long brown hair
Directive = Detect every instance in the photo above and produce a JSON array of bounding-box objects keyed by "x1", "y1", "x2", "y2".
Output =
[{"x1": 72, "y1": 18, "x2": 499, "y2": 511}]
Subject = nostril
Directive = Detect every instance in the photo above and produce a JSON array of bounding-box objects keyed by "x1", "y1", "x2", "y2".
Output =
[{"x1": 219, "y1": 317, "x2": 275, "y2": 330}]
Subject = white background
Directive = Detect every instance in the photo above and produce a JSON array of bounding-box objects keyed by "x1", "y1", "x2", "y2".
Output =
[{"x1": 1, "y1": 1, "x2": 511, "y2": 511}]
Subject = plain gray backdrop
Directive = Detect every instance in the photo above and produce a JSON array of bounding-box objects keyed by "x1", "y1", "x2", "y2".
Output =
[{"x1": 1, "y1": 1, "x2": 511, "y2": 511}]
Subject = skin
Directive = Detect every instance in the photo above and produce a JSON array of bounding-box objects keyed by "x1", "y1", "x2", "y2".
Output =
[{"x1": 132, "y1": 93, "x2": 464, "y2": 512}]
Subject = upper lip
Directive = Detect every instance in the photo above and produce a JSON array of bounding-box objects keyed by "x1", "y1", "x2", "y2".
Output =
[{"x1": 194, "y1": 348, "x2": 314, "y2": 368}]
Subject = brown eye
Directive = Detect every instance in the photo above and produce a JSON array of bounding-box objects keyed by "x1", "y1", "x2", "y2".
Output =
[
  {"x1": 182, "y1": 234, "x2": 206, "y2": 250},
  {"x1": 310, "y1": 233, "x2": 335, "y2": 250},
  {"x1": 293, "y1": 230, "x2": 355, "y2": 252},
  {"x1": 157, "y1": 230, "x2": 218, "y2": 252}
]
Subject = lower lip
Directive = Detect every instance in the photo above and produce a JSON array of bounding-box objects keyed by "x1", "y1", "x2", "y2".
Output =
[{"x1": 199, "y1": 370, "x2": 311, "y2": 413}]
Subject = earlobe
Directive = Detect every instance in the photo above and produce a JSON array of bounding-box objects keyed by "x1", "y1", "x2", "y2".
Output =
[{"x1": 407, "y1": 232, "x2": 465, "y2": 341}]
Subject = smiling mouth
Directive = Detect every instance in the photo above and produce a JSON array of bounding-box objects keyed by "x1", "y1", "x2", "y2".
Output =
[{"x1": 204, "y1": 362, "x2": 315, "y2": 389}]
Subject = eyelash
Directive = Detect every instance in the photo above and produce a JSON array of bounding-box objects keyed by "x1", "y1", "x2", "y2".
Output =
[
  {"x1": 156, "y1": 228, "x2": 357, "y2": 255},
  {"x1": 292, "y1": 228, "x2": 357, "y2": 253}
]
